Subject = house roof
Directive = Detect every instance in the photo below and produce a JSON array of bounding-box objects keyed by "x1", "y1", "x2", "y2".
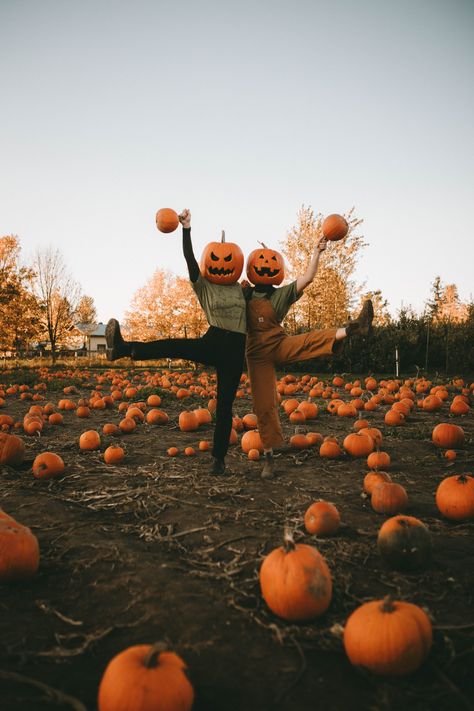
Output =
[{"x1": 74, "y1": 322, "x2": 107, "y2": 337}]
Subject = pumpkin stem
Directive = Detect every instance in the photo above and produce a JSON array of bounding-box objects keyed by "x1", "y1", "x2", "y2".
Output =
[
  {"x1": 283, "y1": 527, "x2": 296, "y2": 553},
  {"x1": 457, "y1": 474, "x2": 467, "y2": 484},
  {"x1": 258, "y1": 241, "x2": 268, "y2": 249},
  {"x1": 144, "y1": 642, "x2": 167, "y2": 668},
  {"x1": 380, "y1": 595, "x2": 396, "y2": 613},
  {"x1": 221, "y1": 230, "x2": 225, "y2": 243}
]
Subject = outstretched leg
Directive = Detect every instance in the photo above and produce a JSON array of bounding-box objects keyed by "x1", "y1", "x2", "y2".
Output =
[{"x1": 106, "y1": 319, "x2": 213, "y2": 365}]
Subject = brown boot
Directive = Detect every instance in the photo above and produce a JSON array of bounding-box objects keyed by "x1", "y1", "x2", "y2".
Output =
[
  {"x1": 345, "y1": 300, "x2": 374, "y2": 337},
  {"x1": 105, "y1": 319, "x2": 131, "y2": 361},
  {"x1": 261, "y1": 451, "x2": 275, "y2": 479}
]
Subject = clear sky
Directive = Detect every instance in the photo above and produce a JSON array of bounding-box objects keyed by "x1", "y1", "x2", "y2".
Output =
[{"x1": 1, "y1": 0, "x2": 473, "y2": 322}]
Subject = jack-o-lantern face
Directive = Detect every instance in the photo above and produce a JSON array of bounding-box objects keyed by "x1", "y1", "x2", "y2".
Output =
[
  {"x1": 200, "y1": 232, "x2": 244, "y2": 285},
  {"x1": 246, "y1": 244, "x2": 285, "y2": 286}
]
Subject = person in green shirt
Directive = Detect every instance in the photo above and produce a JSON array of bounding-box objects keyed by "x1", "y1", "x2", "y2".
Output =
[{"x1": 105, "y1": 210, "x2": 247, "y2": 476}]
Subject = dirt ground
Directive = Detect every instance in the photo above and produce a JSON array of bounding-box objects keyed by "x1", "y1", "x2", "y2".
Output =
[{"x1": 1, "y1": 365, "x2": 474, "y2": 711}]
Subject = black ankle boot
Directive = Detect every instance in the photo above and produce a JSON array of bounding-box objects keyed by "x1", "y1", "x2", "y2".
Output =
[
  {"x1": 210, "y1": 458, "x2": 226, "y2": 475},
  {"x1": 345, "y1": 300, "x2": 374, "y2": 337},
  {"x1": 105, "y1": 319, "x2": 131, "y2": 361}
]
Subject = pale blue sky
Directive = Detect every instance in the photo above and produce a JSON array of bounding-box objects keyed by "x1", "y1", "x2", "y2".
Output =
[{"x1": 1, "y1": 0, "x2": 473, "y2": 322}]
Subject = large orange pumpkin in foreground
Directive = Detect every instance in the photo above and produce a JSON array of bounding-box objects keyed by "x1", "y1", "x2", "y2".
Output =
[
  {"x1": 0, "y1": 516, "x2": 40, "y2": 582},
  {"x1": 246, "y1": 243, "x2": 285, "y2": 286},
  {"x1": 200, "y1": 231, "x2": 244, "y2": 285},
  {"x1": 0, "y1": 432, "x2": 25, "y2": 468},
  {"x1": 98, "y1": 643, "x2": 194, "y2": 711},
  {"x1": 343, "y1": 596, "x2": 432, "y2": 676},
  {"x1": 259, "y1": 530, "x2": 332, "y2": 621},
  {"x1": 155, "y1": 208, "x2": 180, "y2": 233}
]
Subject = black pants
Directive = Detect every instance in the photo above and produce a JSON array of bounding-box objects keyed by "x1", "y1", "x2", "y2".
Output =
[{"x1": 130, "y1": 327, "x2": 246, "y2": 460}]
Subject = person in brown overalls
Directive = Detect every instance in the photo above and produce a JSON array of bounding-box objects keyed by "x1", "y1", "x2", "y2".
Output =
[{"x1": 245, "y1": 236, "x2": 373, "y2": 478}]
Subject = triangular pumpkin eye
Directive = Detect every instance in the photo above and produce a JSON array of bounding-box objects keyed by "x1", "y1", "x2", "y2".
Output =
[
  {"x1": 210, "y1": 252, "x2": 219, "y2": 261},
  {"x1": 223, "y1": 253, "x2": 233, "y2": 262},
  {"x1": 259, "y1": 254, "x2": 264, "y2": 259},
  {"x1": 271, "y1": 255, "x2": 277, "y2": 261}
]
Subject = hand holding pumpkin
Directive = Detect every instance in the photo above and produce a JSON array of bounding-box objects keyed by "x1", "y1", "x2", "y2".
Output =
[
  {"x1": 178, "y1": 209, "x2": 191, "y2": 229},
  {"x1": 315, "y1": 236, "x2": 327, "y2": 253}
]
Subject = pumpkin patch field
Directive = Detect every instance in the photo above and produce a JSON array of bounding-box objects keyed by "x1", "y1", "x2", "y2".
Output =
[{"x1": 1, "y1": 365, "x2": 473, "y2": 711}]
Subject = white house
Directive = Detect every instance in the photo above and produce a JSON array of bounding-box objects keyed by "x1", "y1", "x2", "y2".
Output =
[{"x1": 72, "y1": 322, "x2": 107, "y2": 355}]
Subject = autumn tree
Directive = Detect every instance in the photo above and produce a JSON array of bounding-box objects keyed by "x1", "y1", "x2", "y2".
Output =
[
  {"x1": 75, "y1": 295, "x2": 97, "y2": 325},
  {"x1": 281, "y1": 205, "x2": 366, "y2": 333},
  {"x1": 123, "y1": 269, "x2": 206, "y2": 340},
  {"x1": 32, "y1": 247, "x2": 82, "y2": 362},
  {"x1": 436, "y1": 284, "x2": 468, "y2": 323},
  {"x1": 0, "y1": 235, "x2": 42, "y2": 352}
]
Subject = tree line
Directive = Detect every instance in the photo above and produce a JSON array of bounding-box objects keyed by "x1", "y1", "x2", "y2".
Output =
[{"x1": 1, "y1": 206, "x2": 471, "y2": 372}]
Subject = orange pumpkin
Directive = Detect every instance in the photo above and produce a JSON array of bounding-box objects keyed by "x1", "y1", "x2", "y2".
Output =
[
  {"x1": 343, "y1": 432, "x2": 375, "y2": 457},
  {"x1": 371, "y1": 482, "x2": 408, "y2": 515},
  {"x1": 304, "y1": 501, "x2": 340, "y2": 536},
  {"x1": 0, "y1": 517, "x2": 40, "y2": 582},
  {"x1": 432, "y1": 423, "x2": 465, "y2": 449},
  {"x1": 241, "y1": 430, "x2": 264, "y2": 453},
  {"x1": 98, "y1": 643, "x2": 194, "y2": 711},
  {"x1": 322, "y1": 214, "x2": 349, "y2": 241},
  {"x1": 289, "y1": 433, "x2": 310, "y2": 449},
  {"x1": 0, "y1": 432, "x2": 25, "y2": 467},
  {"x1": 79, "y1": 430, "x2": 101, "y2": 450},
  {"x1": 104, "y1": 446, "x2": 125, "y2": 465},
  {"x1": 259, "y1": 530, "x2": 332, "y2": 621},
  {"x1": 435, "y1": 474, "x2": 474, "y2": 521},
  {"x1": 178, "y1": 411, "x2": 199, "y2": 432},
  {"x1": 343, "y1": 596, "x2": 432, "y2": 676},
  {"x1": 367, "y1": 451, "x2": 391, "y2": 470},
  {"x1": 246, "y1": 243, "x2": 285, "y2": 286},
  {"x1": 32, "y1": 452, "x2": 65, "y2": 480},
  {"x1": 363, "y1": 470, "x2": 392, "y2": 495},
  {"x1": 200, "y1": 231, "x2": 244, "y2": 285},
  {"x1": 155, "y1": 208, "x2": 180, "y2": 233}
]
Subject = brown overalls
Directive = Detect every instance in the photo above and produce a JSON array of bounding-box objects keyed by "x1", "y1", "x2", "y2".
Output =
[{"x1": 246, "y1": 297, "x2": 338, "y2": 449}]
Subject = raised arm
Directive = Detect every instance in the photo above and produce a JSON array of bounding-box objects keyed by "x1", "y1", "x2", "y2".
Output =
[
  {"x1": 295, "y1": 235, "x2": 327, "y2": 294},
  {"x1": 179, "y1": 209, "x2": 200, "y2": 283}
]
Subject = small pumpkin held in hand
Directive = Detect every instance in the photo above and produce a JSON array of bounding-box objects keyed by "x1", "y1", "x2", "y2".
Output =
[
  {"x1": 97, "y1": 642, "x2": 194, "y2": 711},
  {"x1": 155, "y1": 208, "x2": 180, "y2": 233},
  {"x1": 322, "y1": 213, "x2": 349, "y2": 241}
]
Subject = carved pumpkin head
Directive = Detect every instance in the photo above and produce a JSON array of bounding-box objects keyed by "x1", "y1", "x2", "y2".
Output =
[
  {"x1": 200, "y1": 231, "x2": 244, "y2": 285},
  {"x1": 246, "y1": 243, "x2": 285, "y2": 286}
]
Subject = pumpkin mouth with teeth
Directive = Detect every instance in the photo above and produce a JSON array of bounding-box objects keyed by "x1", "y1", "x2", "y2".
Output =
[
  {"x1": 252, "y1": 265, "x2": 281, "y2": 278},
  {"x1": 200, "y1": 232, "x2": 244, "y2": 285}
]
